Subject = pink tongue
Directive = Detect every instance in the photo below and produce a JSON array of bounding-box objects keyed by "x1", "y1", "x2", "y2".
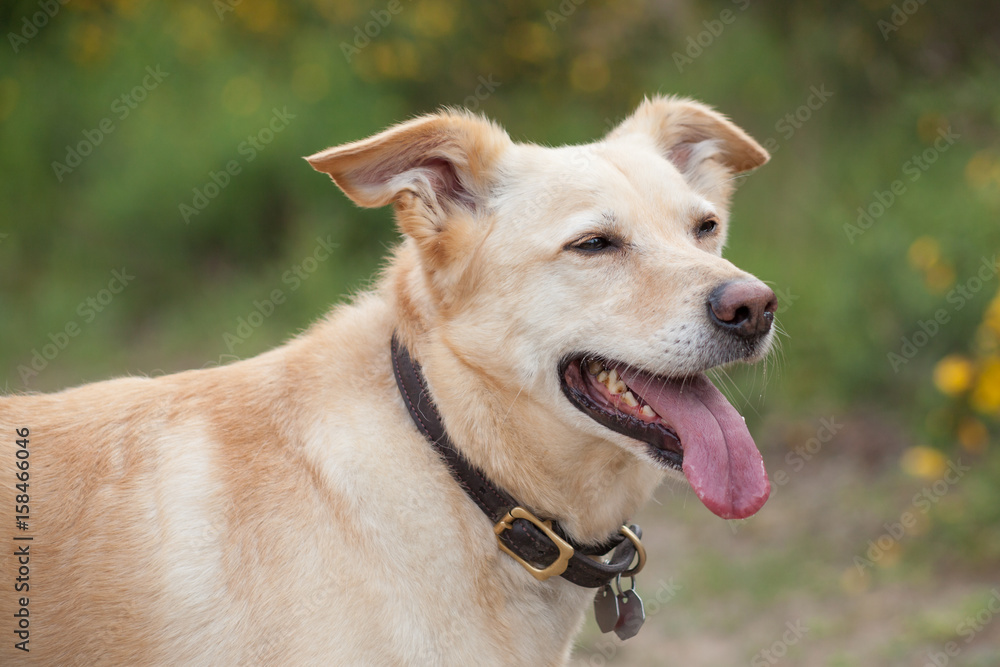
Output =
[{"x1": 619, "y1": 369, "x2": 770, "y2": 519}]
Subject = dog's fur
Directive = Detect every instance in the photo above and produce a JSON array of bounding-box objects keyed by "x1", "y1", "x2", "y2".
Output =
[{"x1": 1, "y1": 96, "x2": 771, "y2": 665}]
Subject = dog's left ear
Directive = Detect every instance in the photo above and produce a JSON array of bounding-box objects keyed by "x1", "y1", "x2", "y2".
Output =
[
  {"x1": 306, "y1": 111, "x2": 509, "y2": 248},
  {"x1": 608, "y1": 96, "x2": 768, "y2": 202}
]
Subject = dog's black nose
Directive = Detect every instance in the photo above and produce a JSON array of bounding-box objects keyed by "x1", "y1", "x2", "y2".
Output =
[{"x1": 708, "y1": 281, "x2": 777, "y2": 338}]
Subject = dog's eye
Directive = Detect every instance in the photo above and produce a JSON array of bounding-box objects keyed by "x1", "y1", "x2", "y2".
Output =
[
  {"x1": 696, "y1": 218, "x2": 719, "y2": 239},
  {"x1": 569, "y1": 236, "x2": 616, "y2": 253}
]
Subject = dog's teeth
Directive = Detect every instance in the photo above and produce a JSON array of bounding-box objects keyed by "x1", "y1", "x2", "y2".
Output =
[
  {"x1": 608, "y1": 380, "x2": 626, "y2": 395},
  {"x1": 622, "y1": 391, "x2": 638, "y2": 407},
  {"x1": 641, "y1": 405, "x2": 656, "y2": 418},
  {"x1": 597, "y1": 370, "x2": 609, "y2": 383},
  {"x1": 587, "y1": 360, "x2": 604, "y2": 375},
  {"x1": 607, "y1": 368, "x2": 619, "y2": 384}
]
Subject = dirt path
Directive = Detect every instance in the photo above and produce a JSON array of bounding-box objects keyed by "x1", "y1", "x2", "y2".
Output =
[{"x1": 570, "y1": 456, "x2": 1000, "y2": 666}]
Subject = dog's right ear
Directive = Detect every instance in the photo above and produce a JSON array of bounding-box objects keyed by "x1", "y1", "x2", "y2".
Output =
[{"x1": 306, "y1": 111, "x2": 509, "y2": 245}]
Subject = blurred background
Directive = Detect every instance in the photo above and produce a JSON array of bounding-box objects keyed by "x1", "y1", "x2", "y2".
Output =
[{"x1": 2, "y1": 0, "x2": 999, "y2": 664}]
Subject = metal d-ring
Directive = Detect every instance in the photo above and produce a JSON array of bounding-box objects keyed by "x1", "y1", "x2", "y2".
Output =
[{"x1": 619, "y1": 525, "x2": 646, "y2": 577}]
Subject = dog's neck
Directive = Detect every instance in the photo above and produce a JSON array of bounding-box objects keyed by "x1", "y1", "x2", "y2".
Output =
[{"x1": 386, "y1": 244, "x2": 664, "y2": 544}]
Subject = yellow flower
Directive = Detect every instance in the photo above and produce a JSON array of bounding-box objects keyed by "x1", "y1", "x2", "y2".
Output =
[
  {"x1": 923, "y1": 263, "x2": 955, "y2": 294},
  {"x1": 504, "y1": 22, "x2": 555, "y2": 63},
  {"x1": 965, "y1": 151, "x2": 997, "y2": 189},
  {"x1": 917, "y1": 112, "x2": 946, "y2": 144},
  {"x1": 71, "y1": 21, "x2": 107, "y2": 65},
  {"x1": 411, "y1": 0, "x2": 458, "y2": 38},
  {"x1": 907, "y1": 236, "x2": 940, "y2": 272},
  {"x1": 970, "y1": 357, "x2": 1000, "y2": 414},
  {"x1": 901, "y1": 446, "x2": 948, "y2": 480},
  {"x1": 240, "y1": 0, "x2": 280, "y2": 34},
  {"x1": 957, "y1": 418, "x2": 989, "y2": 454},
  {"x1": 372, "y1": 44, "x2": 399, "y2": 78},
  {"x1": 839, "y1": 567, "x2": 869, "y2": 595},
  {"x1": 933, "y1": 355, "x2": 974, "y2": 396},
  {"x1": 983, "y1": 293, "x2": 1000, "y2": 336},
  {"x1": 570, "y1": 53, "x2": 610, "y2": 93}
]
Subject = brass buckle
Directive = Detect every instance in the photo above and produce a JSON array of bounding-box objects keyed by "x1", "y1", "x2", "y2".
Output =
[
  {"x1": 494, "y1": 507, "x2": 574, "y2": 581},
  {"x1": 619, "y1": 525, "x2": 646, "y2": 577}
]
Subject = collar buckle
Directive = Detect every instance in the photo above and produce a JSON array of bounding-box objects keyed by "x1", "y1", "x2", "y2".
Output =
[{"x1": 494, "y1": 507, "x2": 574, "y2": 581}]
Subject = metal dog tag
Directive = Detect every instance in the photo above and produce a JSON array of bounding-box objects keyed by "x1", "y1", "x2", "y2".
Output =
[
  {"x1": 613, "y1": 589, "x2": 645, "y2": 640},
  {"x1": 593, "y1": 584, "x2": 620, "y2": 633}
]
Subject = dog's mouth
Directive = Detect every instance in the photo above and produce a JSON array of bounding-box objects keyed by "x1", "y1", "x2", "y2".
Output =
[{"x1": 560, "y1": 355, "x2": 770, "y2": 520}]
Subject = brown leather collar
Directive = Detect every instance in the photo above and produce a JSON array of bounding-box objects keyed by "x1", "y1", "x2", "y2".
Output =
[{"x1": 391, "y1": 334, "x2": 644, "y2": 587}]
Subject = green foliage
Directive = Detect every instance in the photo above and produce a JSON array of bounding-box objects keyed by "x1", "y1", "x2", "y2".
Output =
[{"x1": 0, "y1": 3, "x2": 998, "y2": 451}]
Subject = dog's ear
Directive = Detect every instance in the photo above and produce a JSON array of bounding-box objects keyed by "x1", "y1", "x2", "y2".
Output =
[
  {"x1": 306, "y1": 111, "x2": 509, "y2": 245},
  {"x1": 607, "y1": 96, "x2": 768, "y2": 202}
]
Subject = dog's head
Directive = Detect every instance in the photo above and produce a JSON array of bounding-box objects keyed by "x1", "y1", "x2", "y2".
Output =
[{"x1": 308, "y1": 96, "x2": 774, "y2": 521}]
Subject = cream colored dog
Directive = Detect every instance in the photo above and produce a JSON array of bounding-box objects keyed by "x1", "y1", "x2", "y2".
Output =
[{"x1": 2, "y1": 96, "x2": 776, "y2": 665}]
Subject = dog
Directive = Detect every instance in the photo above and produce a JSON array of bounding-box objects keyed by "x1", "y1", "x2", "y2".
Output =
[{"x1": 2, "y1": 95, "x2": 775, "y2": 665}]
